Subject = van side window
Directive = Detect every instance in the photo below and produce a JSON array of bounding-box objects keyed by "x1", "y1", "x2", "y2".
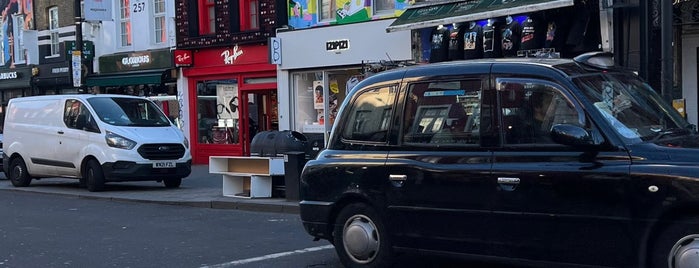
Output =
[
  {"x1": 341, "y1": 85, "x2": 397, "y2": 142},
  {"x1": 498, "y1": 80, "x2": 580, "y2": 145},
  {"x1": 64, "y1": 100, "x2": 96, "y2": 131},
  {"x1": 403, "y1": 80, "x2": 482, "y2": 146}
]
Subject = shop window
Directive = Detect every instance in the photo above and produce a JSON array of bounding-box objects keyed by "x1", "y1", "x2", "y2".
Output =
[
  {"x1": 119, "y1": 0, "x2": 132, "y2": 47},
  {"x1": 153, "y1": 0, "x2": 166, "y2": 44},
  {"x1": 197, "y1": 80, "x2": 239, "y2": 144},
  {"x1": 198, "y1": 0, "x2": 216, "y2": 35},
  {"x1": 49, "y1": 6, "x2": 59, "y2": 56},
  {"x1": 240, "y1": 0, "x2": 259, "y2": 31},
  {"x1": 319, "y1": 0, "x2": 336, "y2": 21}
]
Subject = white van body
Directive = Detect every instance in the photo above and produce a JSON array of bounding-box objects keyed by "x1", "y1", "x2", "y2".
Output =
[{"x1": 2, "y1": 94, "x2": 192, "y2": 191}]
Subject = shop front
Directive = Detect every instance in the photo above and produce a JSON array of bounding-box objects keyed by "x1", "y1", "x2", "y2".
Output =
[
  {"x1": 34, "y1": 62, "x2": 76, "y2": 95},
  {"x1": 386, "y1": 0, "x2": 602, "y2": 63},
  {"x1": 275, "y1": 19, "x2": 412, "y2": 151},
  {"x1": 181, "y1": 44, "x2": 278, "y2": 164},
  {"x1": 0, "y1": 66, "x2": 34, "y2": 126},
  {"x1": 85, "y1": 49, "x2": 177, "y2": 96}
]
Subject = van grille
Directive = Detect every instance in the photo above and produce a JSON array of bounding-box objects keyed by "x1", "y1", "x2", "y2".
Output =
[{"x1": 137, "y1": 144, "x2": 185, "y2": 160}]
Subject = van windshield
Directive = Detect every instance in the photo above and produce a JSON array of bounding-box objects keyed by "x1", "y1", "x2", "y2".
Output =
[
  {"x1": 574, "y1": 72, "x2": 693, "y2": 143},
  {"x1": 88, "y1": 97, "x2": 172, "y2": 127}
]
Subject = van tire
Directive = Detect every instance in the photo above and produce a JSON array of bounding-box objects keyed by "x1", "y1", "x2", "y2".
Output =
[
  {"x1": 9, "y1": 157, "x2": 31, "y2": 187},
  {"x1": 333, "y1": 203, "x2": 394, "y2": 268},
  {"x1": 164, "y1": 178, "x2": 182, "y2": 188},
  {"x1": 85, "y1": 159, "x2": 105, "y2": 192}
]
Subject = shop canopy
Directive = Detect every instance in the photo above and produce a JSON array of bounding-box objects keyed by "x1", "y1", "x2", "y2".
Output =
[
  {"x1": 84, "y1": 69, "x2": 167, "y2": 87},
  {"x1": 386, "y1": 0, "x2": 574, "y2": 33}
]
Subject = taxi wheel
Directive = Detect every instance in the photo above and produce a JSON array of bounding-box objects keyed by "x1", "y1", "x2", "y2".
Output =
[
  {"x1": 650, "y1": 217, "x2": 699, "y2": 268},
  {"x1": 9, "y1": 157, "x2": 31, "y2": 187},
  {"x1": 164, "y1": 178, "x2": 182, "y2": 188},
  {"x1": 85, "y1": 159, "x2": 105, "y2": 192},
  {"x1": 333, "y1": 203, "x2": 393, "y2": 268}
]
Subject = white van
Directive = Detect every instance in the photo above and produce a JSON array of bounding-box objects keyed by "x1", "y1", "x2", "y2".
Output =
[{"x1": 2, "y1": 94, "x2": 192, "y2": 191}]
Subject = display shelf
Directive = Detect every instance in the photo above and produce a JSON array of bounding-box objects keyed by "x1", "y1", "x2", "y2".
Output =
[{"x1": 209, "y1": 156, "x2": 284, "y2": 198}]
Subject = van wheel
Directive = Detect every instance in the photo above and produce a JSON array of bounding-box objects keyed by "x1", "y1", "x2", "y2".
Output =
[
  {"x1": 649, "y1": 217, "x2": 699, "y2": 268},
  {"x1": 85, "y1": 159, "x2": 105, "y2": 192},
  {"x1": 9, "y1": 157, "x2": 31, "y2": 187},
  {"x1": 333, "y1": 203, "x2": 393, "y2": 268},
  {"x1": 163, "y1": 178, "x2": 182, "y2": 188}
]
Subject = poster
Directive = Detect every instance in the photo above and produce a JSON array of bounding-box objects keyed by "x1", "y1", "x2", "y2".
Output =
[
  {"x1": 216, "y1": 84, "x2": 239, "y2": 121},
  {"x1": 313, "y1": 80, "x2": 324, "y2": 110}
]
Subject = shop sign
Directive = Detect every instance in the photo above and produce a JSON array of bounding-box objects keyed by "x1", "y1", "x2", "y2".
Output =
[
  {"x1": 326, "y1": 39, "x2": 350, "y2": 52},
  {"x1": 0, "y1": 71, "x2": 19, "y2": 80},
  {"x1": 52, "y1": 67, "x2": 69, "y2": 74},
  {"x1": 99, "y1": 49, "x2": 173, "y2": 73},
  {"x1": 221, "y1": 45, "x2": 244, "y2": 65},
  {"x1": 174, "y1": 50, "x2": 193, "y2": 66},
  {"x1": 269, "y1": 37, "x2": 282, "y2": 65},
  {"x1": 65, "y1": 40, "x2": 96, "y2": 61}
]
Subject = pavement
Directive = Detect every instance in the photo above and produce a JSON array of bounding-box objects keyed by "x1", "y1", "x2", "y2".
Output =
[{"x1": 0, "y1": 165, "x2": 300, "y2": 214}]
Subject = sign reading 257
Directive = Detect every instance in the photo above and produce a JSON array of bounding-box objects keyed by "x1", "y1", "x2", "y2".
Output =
[{"x1": 133, "y1": 1, "x2": 146, "y2": 13}]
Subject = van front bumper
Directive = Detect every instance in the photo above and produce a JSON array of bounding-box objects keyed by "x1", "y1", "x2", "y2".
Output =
[{"x1": 102, "y1": 160, "x2": 192, "y2": 181}]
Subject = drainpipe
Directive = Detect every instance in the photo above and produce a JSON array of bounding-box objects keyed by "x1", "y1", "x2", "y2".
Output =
[{"x1": 661, "y1": 0, "x2": 673, "y2": 101}]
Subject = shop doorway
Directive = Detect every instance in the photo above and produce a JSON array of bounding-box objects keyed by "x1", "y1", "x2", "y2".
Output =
[{"x1": 240, "y1": 89, "x2": 278, "y2": 155}]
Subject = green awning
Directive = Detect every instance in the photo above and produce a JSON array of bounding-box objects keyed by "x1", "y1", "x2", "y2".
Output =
[
  {"x1": 84, "y1": 71, "x2": 164, "y2": 87},
  {"x1": 386, "y1": 0, "x2": 574, "y2": 33}
]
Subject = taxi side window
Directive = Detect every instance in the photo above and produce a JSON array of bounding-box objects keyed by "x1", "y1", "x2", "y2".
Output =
[
  {"x1": 403, "y1": 80, "x2": 482, "y2": 146},
  {"x1": 341, "y1": 85, "x2": 397, "y2": 142},
  {"x1": 498, "y1": 80, "x2": 580, "y2": 145}
]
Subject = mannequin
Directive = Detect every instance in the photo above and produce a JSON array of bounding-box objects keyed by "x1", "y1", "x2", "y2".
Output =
[
  {"x1": 430, "y1": 24, "x2": 450, "y2": 63},
  {"x1": 463, "y1": 21, "x2": 483, "y2": 59},
  {"x1": 448, "y1": 23, "x2": 465, "y2": 60}
]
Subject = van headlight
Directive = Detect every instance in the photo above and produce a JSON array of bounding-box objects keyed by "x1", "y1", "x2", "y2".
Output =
[
  {"x1": 183, "y1": 136, "x2": 189, "y2": 149},
  {"x1": 106, "y1": 131, "x2": 136, "y2": 150}
]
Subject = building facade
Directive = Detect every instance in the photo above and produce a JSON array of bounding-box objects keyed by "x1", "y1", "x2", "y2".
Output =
[{"x1": 174, "y1": 0, "x2": 288, "y2": 164}]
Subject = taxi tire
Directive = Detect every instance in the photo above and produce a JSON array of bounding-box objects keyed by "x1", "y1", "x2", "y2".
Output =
[
  {"x1": 85, "y1": 159, "x2": 105, "y2": 192},
  {"x1": 9, "y1": 157, "x2": 31, "y2": 187},
  {"x1": 333, "y1": 203, "x2": 393, "y2": 268}
]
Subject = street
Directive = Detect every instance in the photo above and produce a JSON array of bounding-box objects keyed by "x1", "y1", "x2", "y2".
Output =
[{"x1": 0, "y1": 191, "x2": 514, "y2": 268}]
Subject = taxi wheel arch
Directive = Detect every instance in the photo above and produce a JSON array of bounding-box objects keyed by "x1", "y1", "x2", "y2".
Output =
[{"x1": 649, "y1": 216, "x2": 699, "y2": 268}]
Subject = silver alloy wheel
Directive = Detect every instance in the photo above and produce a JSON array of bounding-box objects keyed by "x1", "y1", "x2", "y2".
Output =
[
  {"x1": 342, "y1": 214, "x2": 380, "y2": 264},
  {"x1": 669, "y1": 235, "x2": 699, "y2": 267}
]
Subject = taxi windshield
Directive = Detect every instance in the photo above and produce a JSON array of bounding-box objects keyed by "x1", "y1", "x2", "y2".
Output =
[{"x1": 573, "y1": 72, "x2": 693, "y2": 143}]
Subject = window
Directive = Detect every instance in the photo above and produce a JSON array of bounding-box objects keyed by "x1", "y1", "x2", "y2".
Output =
[
  {"x1": 153, "y1": 0, "x2": 166, "y2": 44},
  {"x1": 119, "y1": 0, "x2": 132, "y2": 46},
  {"x1": 13, "y1": 15, "x2": 25, "y2": 63},
  {"x1": 196, "y1": 80, "x2": 239, "y2": 144},
  {"x1": 341, "y1": 86, "x2": 396, "y2": 142},
  {"x1": 403, "y1": 80, "x2": 483, "y2": 145},
  {"x1": 63, "y1": 100, "x2": 96, "y2": 131},
  {"x1": 497, "y1": 79, "x2": 579, "y2": 145},
  {"x1": 199, "y1": 0, "x2": 216, "y2": 35},
  {"x1": 49, "y1": 7, "x2": 59, "y2": 55},
  {"x1": 241, "y1": 0, "x2": 259, "y2": 30},
  {"x1": 319, "y1": 0, "x2": 336, "y2": 21},
  {"x1": 374, "y1": 0, "x2": 395, "y2": 14}
]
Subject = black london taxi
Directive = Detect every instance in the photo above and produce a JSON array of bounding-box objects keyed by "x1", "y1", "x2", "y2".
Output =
[{"x1": 298, "y1": 52, "x2": 699, "y2": 268}]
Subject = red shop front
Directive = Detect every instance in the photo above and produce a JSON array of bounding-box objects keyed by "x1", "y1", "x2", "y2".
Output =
[{"x1": 181, "y1": 44, "x2": 279, "y2": 164}]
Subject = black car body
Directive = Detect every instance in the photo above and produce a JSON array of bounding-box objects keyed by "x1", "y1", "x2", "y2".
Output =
[{"x1": 299, "y1": 53, "x2": 699, "y2": 268}]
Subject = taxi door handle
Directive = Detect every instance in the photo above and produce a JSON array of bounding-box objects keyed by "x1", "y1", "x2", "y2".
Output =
[
  {"x1": 497, "y1": 177, "x2": 520, "y2": 191},
  {"x1": 389, "y1": 174, "x2": 407, "y2": 187}
]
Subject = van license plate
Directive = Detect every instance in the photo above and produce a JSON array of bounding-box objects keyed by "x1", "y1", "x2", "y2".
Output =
[{"x1": 153, "y1": 162, "x2": 176, "y2": 168}]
